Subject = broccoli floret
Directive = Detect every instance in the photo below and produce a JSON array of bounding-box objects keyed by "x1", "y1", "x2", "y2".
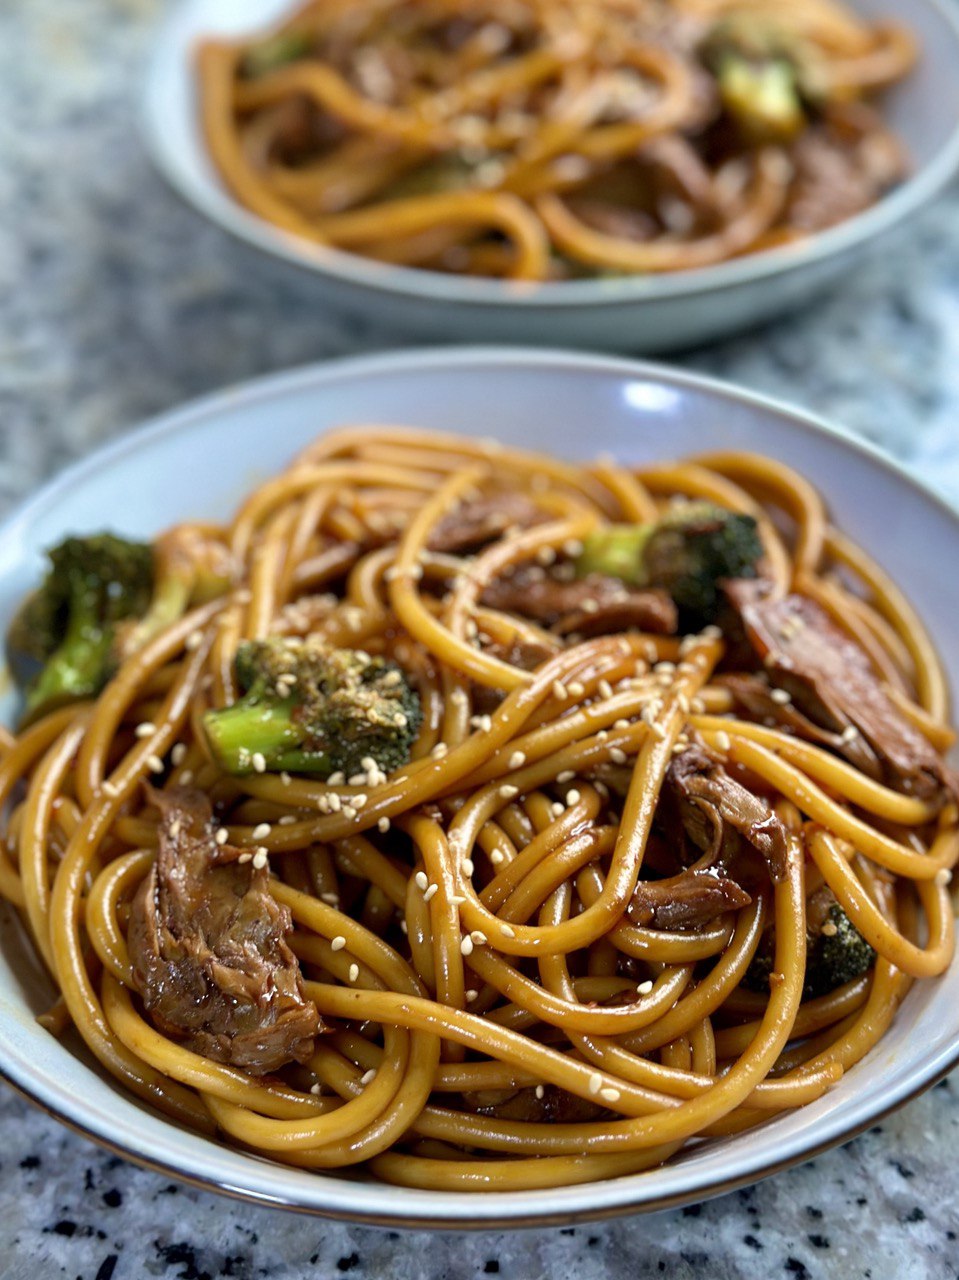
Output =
[
  {"x1": 702, "y1": 18, "x2": 807, "y2": 143},
  {"x1": 575, "y1": 501, "x2": 762, "y2": 628},
  {"x1": 202, "y1": 637, "x2": 423, "y2": 778},
  {"x1": 241, "y1": 30, "x2": 312, "y2": 78},
  {"x1": 744, "y1": 896, "x2": 875, "y2": 999},
  {"x1": 8, "y1": 534, "x2": 153, "y2": 723}
]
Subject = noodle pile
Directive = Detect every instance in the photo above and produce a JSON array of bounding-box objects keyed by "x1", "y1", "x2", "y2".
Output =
[
  {"x1": 0, "y1": 427, "x2": 956, "y2": 1192},
  {"x1": 197, "y1": 0, "x2": 916, "y2": 281}
]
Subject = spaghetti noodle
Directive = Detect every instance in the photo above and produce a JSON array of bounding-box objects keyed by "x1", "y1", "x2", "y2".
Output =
[
  {"x1": 1, "y1": 427, "x2": 955, "y2": 1191},
  {"x1": 196, "y1": 0, "x2": 916, "y2": 281}
]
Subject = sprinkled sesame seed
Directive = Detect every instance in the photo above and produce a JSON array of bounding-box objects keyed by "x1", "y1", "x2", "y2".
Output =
[
  {"x1": 935, "y1": 868, "x2": 951, "y2": 886},
  {"x1": 508, "y1": 751, "x2": 526, "y2": 769},
  {"x1": 320, "y1": 892, "x2": 339, "y2": 905},
  {"x1": 423, "y1": 883, "x2": 439, "y2": 903},
  {"x1": 327, "y1": 793, "x2": 342, "y2": 813},
  {"x1": 499, "y1": 784, "x2": 519, "y2": 800},
  {"x1": 252, "y1": 822, "x2": 271, "y2": 840},
  {"x1": 714, "y1": 731, "x2": 732, "y2": 751},
  {"x1": 310, "y1": 1083, "x2": 323, "y2": 1095},
  {"x1": 588, "y1": 1072, "x2": 603, "y2": 1096},
  {"x1": 237, "y1": 852, "x2": 253, "y2": 864},
  {"x1": 378, "y1": 816, "x2": 391, "y2": 833},
  {"x1": 399, "y1": 920, "x2": 408, "y2": 934},
  {"x1": 451, "y1": 688, "x2": 469, "y2": 706},
  {"x1": 465, "y1": 989, "x2": 478, "y2": 1002},
  {"x1": 536, "y1": 546, "x2": 556, "y2": 566},
  {"x1": 278, "y1": 814, "x2": 297, "y2": 826},
  {"x1": 171, "y1": 743, "x2": 187, "y2": 766},
  {"x1": 566, "y1": 789, "x2": 581, "y2": 806},
  {"x1": 146, "y1": 754, "x2": 164, "y2": 774},
  {"x1": 101, "y1": 781, "x2": 119, "y2": 798},
  {"x1": 600, "y1": 1087, "x2": 621, "y2": 1103},
  {"x1": 502, "y1": 924, "x2": 516, "y2": 938},
  {"x1": 431, "y1": 742, "x2": 449, "y2": 759},
  {"x1": 820, "y1": 921, "x2": 838, "y2": 937},
  {"x1": 770, "y1": 688, "x2": 791, "y2": 705},
  {"x1": 598, "y1": 679, "x2": 613, "y2": 699},
  {"x1": 471, "y1": 714, "x2": 493, "y2": 733},
  {"x1": 551, "y1": 801, "x2": 565, "y2": 818},
  {"x1": 179, "y1": 769, "x2": 194, "y2": 785},
  {"x1": 134, "y1": 722, "x2": 155, "y2": 738},
  {"x1": 360, "y1": 1068, "x2": 377, "y2": 1086},
  {"x1": 328, "y1": 771, "x2": 345, "y2": 786},
  {"x1": 253, "y1": 848, "x2": 269, "y2": 869},
  {"x1": 215, "y1": 827, "x2": 229, "y2": 845},
  {"x1": 348, "y1": 773, "x2": 367, "y2": 787},
  {"x1": 701, "y1": 625, "x2": 722, "y2": 640},
  {"x1": 557, "y1": 770, "x2": 576, "y2": 783},
  {"x1": 470, "y1": 931, "x2": 487, "y2": 946},
  {"x1": 280, "y1": 771, "x2": 291, "y2": 787},
  {"x1": 567, "y1": 681, "x2": 585, "y2": 699},
  {"x1": 609, "y1": 748, "x2": 627, "y2": 765},
  {"x1": 414, "y1": 871, "x2": 429, "y2": 890},
  {"x1": 331, "y1": 936, "x2": 347, "y2": 951},
  {"x1": 185, "y1": 630, "x2": 204, "y2": 651},
  {"x1": 463, "y1": 858, "x2": 474, "y2": 876},
  {"x1": 460, "y1": 936, "x2": 474, "y2": 957},
  {"x1": 841, "y1": 725, "x2": 859, "y2": 743},
  {"x1": 342, "y1": 804, "x2": 357, "y2": 820},
  {"x1": 251, "y1": 752, "x2": 266, "y2": 773},
  {"x1": 613, "y1": 718, "x2": 630, "y2": 730},
  {"x1": 637, "y1": 980, "x2": 654, "y2": 995},
  {"x1": 535, "y1": 1085, "x2": 545, "y2": 1100},
  {"x1": 348, "y1": 963, "x2": 360, "y2": 983}
]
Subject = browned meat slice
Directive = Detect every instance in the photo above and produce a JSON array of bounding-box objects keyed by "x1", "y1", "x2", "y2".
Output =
[
  {"x1": 726, "y1": 580, "x2": 953, "y2": 803},
  {"x1": 129, "y1": 787, "x2": 321, "y2": 1075},
  {"x1": 785, "y1": 109, "x2": 907, "y2": 234},
  {"x1": 659, "y1": 742, "x2": 790, "y2": 882},
  {"x1": 628, "y1": 868, "x2": 752, "y2": 930},
  {"x1": 481, "y1": 567, "x2": 678, "y2": 636},
  {"x1": 463, "y1": 1084, "x2": 606, "y2": 1124},
  {"x1": 427, "y1": 494, "x2": 548, "y2": 555}
]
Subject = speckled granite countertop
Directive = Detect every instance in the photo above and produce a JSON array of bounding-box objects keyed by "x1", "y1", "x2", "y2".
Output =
[{"x1": 3, "y1": 3, "x2": 959, "y2": 1278}]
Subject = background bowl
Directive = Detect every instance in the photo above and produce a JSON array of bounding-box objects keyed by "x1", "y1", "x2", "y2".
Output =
[
  {"x1": 141, "y1": 0, "x2": 959, "y2": 353},
  {"x1": 1, "y1": 347, "x2": 957, "y2": 1227}
]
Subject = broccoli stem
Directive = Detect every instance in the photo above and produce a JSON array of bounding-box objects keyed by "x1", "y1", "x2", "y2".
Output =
[
  {"x1": 575, "y1": 525, "x2": 655, "y2": 586},
  {"x1": 203, "y1": 695, "x2": 335, "y2": 776},
  {"x1": 718, "y1": 56, "x2": 805, "y2": 143}
]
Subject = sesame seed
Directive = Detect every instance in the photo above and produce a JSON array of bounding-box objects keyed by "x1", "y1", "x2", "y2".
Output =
[
  {"x1": 552, "y1": 680, "x2": 568, "y2": 701},
  {"x1": 377, "y1": 816, "x2": 391, "y2": 833},
  {"x1": 331, "y1": 936, "x2": 347, "y2": 951},
  {"x1": 237, "y1": 852, "x2": 253, "y2": 864},
  {"x1": 328, "y1": 771, "x2": 345, "y2": 786},
  {"x1": 637, "y1": 980, "x2": 653, "y2": 995},
  {"x1": 342, "y1": 804, "x2": 357, "y2": 820},
  {"x1": 714, "y1": 731, "x2": 732, "y2": 751},
  {"x1": 490, "y1": 850, "x2": 504, "y2": 865},
  {"x1": 146, "y1": 754, "x2": 164, "y2": 774},
  {"x1": 431, "y1": 742, "x2": 449, "y2": 759},
  {"x1": 348, "y1": 773, "x2": 368, "y2": 787},
  {"x1": 820, "y1": 921, "x2": 838, "y2": 937},
  {"x1": 134, "y1": 722, "x2": 155, "y2": 738},
  {"x1": 179, "y1": 769, "x2": 194, "y2": 785},
  {"x1": 252, "y1": 849, "x2": 269, "y2": 870},
  {"x1": 353, "y1": 793, "x2": 368, "y2": 808},
  {"x1": 770, "y1": 688, "x2": 791, "y2": 705},
  {"x1": 567, "y1": 681, "x2": 585, "y2": 699},
  {"x1": 598, "y1": 680, "x2": 613, "y2": 699},
  {"x1": 501, "y1": 924, "x2": 516, "y2": 938},
  {"x1": 535, "y1": 1085, "x2": 545, "y2": 1100},
  {"x1": 536, "y1": 547, "x2": 556, "y2": 566},
  {"x1": 327, "y1": 793, "x2": 342, "y2": 813},
  {"x1": 600, "y1": 1087, "x2": 621, "y2": 1103},
  {"x1": 508, "y1": 751, "x2": 526, "y2": 769},
  {"x1": 423, "y1": 883, "x2": 439, "y2": 903},
  {"x1": 451, "y1": 688, "x2": 469, "y2": 707},
  {"x1": 252, "y1": 822, "x2": 271, "y2": 840},
  {"x1": 278, "y1": 814, "x2": 297, "y2": 826},
  {"x1": 414, "y1": 871, "x2": 429, "y2": 890},
  {"x1": 348, "y1": 963, "x2": 360, "y2": 983},
  {"x1": 465, "y1": 988, "x2": 478, "y2": 1002},
  {"x1": 215, "y1": 827, "x2": 229, "y2": 845},
  {"x1": 566, "y1": 789, "x2": 581, "y2": 806},
  {"x1": 280, "y1": 771, "x2": 291, "y2": 786},
  {"x1": 470, "y1": 931, "x2": 487, "y2": 946},
  {"x1": 935, "y1": 868, "x2": 951, "y2": 886},
  {"x1": 185, "y1": 630, "x2": 204, "y2": 651},
  {"x1": 609, "y1": 748, "x2": 627, "y2": 765},
  {"x1": 310, "y1": 1083, "x2": 323, "y2": 1095},
  {"x1": 460, "y1": 936, "x2": 474, "y2": 956},
  {"x1": 251, "y1": 752, "x2": 266, "y2": 773},
  {"x1": 320, "y1": 892, "x2": 339, "y2": 905},
  {"x1": 360, "y1": 1068, "x2": 377, "y2": 1086},
  {"x1": 471, "y1": 714, "x2": 493, "y2": 733},
  {"x1": 701, "y1": 625, "x2": 722, "y2": 640},
  {"x1": 463, "y1": 858, "x2": 474, "y2": 876},
  {"x1": 557, "y1": 770, "x2": 576, "y2": 783},
  {"x1": 551, "y1": 801, "x2": 565, "y2": 818},
  {"x1": 840, "y1": 725, "x2": 859, "y2": 743},
  {"x1": 499, "y1": 784, "x2": 519, "y2": 800},
  {"x1": 171, "y1": 743, "x2": 187, "y2": 766},
  {"x1": 588, "y1": 1072, "x2": 603, "y2": 1096}
]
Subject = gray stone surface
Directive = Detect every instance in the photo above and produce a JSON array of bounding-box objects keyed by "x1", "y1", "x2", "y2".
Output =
[{"x1": 2, "y1": 3, "x2": 959, "y2": 1277}]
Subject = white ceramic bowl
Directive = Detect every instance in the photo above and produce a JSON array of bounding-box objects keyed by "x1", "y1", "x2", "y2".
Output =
[
  {"x1": 1, "y1": 348, "x2": 957, "y2": 1226},
  {"x1": 141, "y1": 0, "x2": 959, "y2": 353}
]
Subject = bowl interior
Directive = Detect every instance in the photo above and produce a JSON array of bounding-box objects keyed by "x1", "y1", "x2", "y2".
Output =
[
  {"x1": 142, "y1": 0, "x2": 959, "y2": 307},
  {"x1": 1, "y1": 348, "x2": 958, "y2": 1225}
]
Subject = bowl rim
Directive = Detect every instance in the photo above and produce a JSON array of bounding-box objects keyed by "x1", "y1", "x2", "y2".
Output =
[
  {"x1": 2, "y1": 345, "x2": 959, "y2": 1227},
  {"x1": 140, "y1": 0, "x2": 959, "y2": 311}
]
